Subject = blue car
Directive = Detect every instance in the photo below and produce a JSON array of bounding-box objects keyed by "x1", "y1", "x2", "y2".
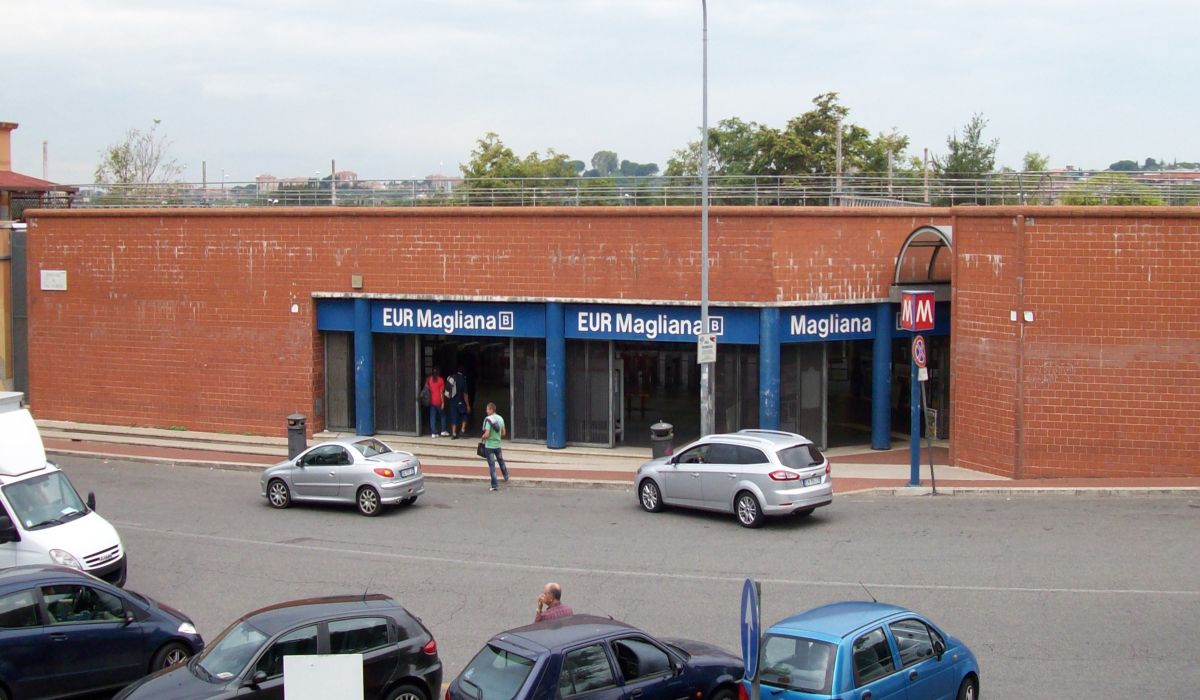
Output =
[
  {"x1": 0, "y1": 564, "x2": 204, "y2": 700},
  {"x1": 448, "y1": 614, "x2": 743, "y2": 700},
  {"x1": 746, "y1": 602, "x2": 979, "y2": 700}
]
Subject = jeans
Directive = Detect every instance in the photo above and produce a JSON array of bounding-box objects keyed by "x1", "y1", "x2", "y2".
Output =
[
  {"x1": 485, "y1": 447, "x2": 508, "y2": 488},
  {"x1": 428, "y1": 405, "x2": 446, "y2": 435}
]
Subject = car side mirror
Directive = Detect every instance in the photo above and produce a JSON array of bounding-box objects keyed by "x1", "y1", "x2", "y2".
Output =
[
  {"x1": 0, "y1": 519, "x2": 19, "y2": 544},
  {"x1": 295, "y1": 459, "x2": 304, "y2": 467},
  {"x1": 87, "y1": 492, "x2": 97, "y2": 511},
  {"x1": 249, "y1": 670, "x2": 268, "y2": 687},
  {"x1": 933, "y1": 639, "x2": 945, "y2": 660}
]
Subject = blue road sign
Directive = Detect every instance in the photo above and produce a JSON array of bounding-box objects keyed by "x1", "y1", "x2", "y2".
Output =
[{"x1": 740, "y1": 578, "x2": 760, "y2": 679}]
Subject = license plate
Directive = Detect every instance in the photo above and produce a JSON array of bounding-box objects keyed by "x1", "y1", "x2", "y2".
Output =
[
  {"x1": 802, "y1": 476, "x2": 821, "y2": 487},
  {"x1": 400, "y1": 467, "x2": 416, "y2": 478}
]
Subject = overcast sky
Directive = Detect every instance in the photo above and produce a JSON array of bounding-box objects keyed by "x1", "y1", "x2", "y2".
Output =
[{"x1": 3, "y1": 0, "x2": 1197, "y2": 184}]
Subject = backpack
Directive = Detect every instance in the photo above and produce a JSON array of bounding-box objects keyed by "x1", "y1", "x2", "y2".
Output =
[
  {"x1": 418, "y1": 382, "x2": 431, "y2": 407},
  {"x1": 445, "y1": 375, "x2": 457, "y2": 400}
]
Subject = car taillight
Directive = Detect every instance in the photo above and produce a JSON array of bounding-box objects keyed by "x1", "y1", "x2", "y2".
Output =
[
  {"x1": 445, "y1": 688, "x2": 452, "y2": 700},
  {"x1": 423, "y1": 639, "x2": 438, "y2": 656},
  {"x1": 737, "y1": 683, "x2": 749, "y2": 700},
  {"x1": 825, "y1": 460, "x2": 831, "y2": 474},
  {"x1": 374, "y1": 467, "x2": 395, "y2": 478},
  {"x1": 769, "y1": 470, "x2": 800, "y2": 481}
]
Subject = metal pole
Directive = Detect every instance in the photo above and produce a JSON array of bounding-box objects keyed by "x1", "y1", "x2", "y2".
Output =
[
  {"x1": 331, "y1": 159, "x2": 337, "y2": 206},
  {"x1": 922, "y1": 380, "x2": 937, "y2": 494},
  {"x1": 699, "y1": 0, "x2": 714, "y2": 437}
]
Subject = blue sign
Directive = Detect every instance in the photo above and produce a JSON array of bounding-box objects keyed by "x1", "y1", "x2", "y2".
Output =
[
  {"x1": 372, "y1": 301, "x2": 545, "y2": 338},
  {"x1": 781, "y1": 305, "x2": 876, "y2": 343},
  {"x1": 740, "y1": 578, "x2": 760, "y2": 679},
  {"x1": 565, "y1": 304, "x2": 759, "y2": 344}
]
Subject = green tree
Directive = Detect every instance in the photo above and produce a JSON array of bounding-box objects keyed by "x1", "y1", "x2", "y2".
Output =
[
  {"x1": 934, "y1": 114, "x2": 997, "y2": 177},
  {"x1": 590, "y1": 151, "x2": 619, "y2": 177},
  {"x1": 664, "y1": 117, "x2": 774, "y2": 176},
  {"x1": 1108, "y1": 159, "x2": 1139, "y2": 171},
  {"x1": 459, "y1": 132, "x2": 579, "y2": 204},
  {"x1": 1022, "y1": 152, "x2": 1050, "y2": 172},
  {"x1": 1062, "y1": 172, "x2": 1165, "y2": 205},
  {"x1": 94, "y1": 119, "x2": 184, "y2": 185}
]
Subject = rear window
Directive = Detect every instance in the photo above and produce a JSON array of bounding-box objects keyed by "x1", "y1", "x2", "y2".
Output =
[
  {"x1": 777, "y1": 444, "x2": 824, "y2": 469},
  {"x1": 458, "y1": 644, "x2": 536, "y2": 700},
  {"x1": 759, "y1": 633, "x2": 835, "y2": 695}
]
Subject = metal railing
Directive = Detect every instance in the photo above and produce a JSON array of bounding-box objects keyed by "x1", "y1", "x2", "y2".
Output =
[{"x1": 23, "y1": 171, "x2": 1200, "y2": 211}]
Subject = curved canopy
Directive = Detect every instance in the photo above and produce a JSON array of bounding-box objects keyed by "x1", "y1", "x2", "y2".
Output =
[{"x1": 893, "y1": 225, "x2": 952, "y2": 286}]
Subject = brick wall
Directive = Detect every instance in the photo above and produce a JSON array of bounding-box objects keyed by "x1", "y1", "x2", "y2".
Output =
[{"x1": 24, "y1": 207, "x2": 937, "y2": 436}]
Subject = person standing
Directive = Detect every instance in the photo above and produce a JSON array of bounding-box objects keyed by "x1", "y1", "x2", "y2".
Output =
[
  {"x1": 424, "y1": 369, "x2": 448, "y2": 437},
  {"x1": 447, "y1": 366, "x2": 471, "y2": 439},
  {"x1": 481, "y1": 402, "x2": 508, "y2": 491},
  {"x1": 534, "y1": 582, "x2": 574, "y2": 623}
]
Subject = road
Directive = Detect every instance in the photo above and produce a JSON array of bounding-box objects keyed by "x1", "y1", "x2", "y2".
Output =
[{"x1": 59, "y1": 455, "x2": 1200, "y2": 699}]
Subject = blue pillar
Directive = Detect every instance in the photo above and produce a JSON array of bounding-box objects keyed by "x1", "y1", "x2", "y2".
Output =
[
  {"x1": 353, "y1": 298, "x2": 375, "y2": 436},
  {"x1": 909, "y1": 356, "x2": 921, "y2": 486},
  {"x1": 546, "y1": 302, "x2": 567, "y2": 448},
  {"x1": 759, "y1": 308, "x2": 780, "y2": 430},
  {"x1": 871, "y1": 302, "x2": 893, "y2": 449}
]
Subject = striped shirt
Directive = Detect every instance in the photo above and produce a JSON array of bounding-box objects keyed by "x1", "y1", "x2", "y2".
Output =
[{"x1": 534, "y1": 603, "x2": 574, "y2": 623}]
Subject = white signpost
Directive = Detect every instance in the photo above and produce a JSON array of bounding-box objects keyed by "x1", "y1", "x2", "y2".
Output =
[{"x1": 697, "y1": 333, "x2": 717, "y2": 364}]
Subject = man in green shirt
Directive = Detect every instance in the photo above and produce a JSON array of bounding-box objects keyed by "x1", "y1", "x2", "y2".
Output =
[{"x1": 482, "y1": 402, "x2": 509, "y2": 491}]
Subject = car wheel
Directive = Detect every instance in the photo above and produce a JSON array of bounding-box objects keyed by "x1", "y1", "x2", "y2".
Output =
[
  {"x1": 267, "y1": 479, "x2": 291, "y2": 509},
  {"x1": 151, "y1": 641, "x2": 192, "y2": 671},
  {"x1": 357, "y1": 486, "x2": 382, "y2": 516},
  {"x1": 735, "y1": 491, "x2": 764, "y2": 528},
  {"x1": 708, "y1": 686, "x2": 736, "y2": 700},
  {"x1": 956, "y1": 675, "x2": 979, "y2": 700},
  {"x1": 639, "y1": 479, "x2": 664, "y2": 512},
  {"x1": 386, "y1": 683, "x2": 428, "y2": 700}
]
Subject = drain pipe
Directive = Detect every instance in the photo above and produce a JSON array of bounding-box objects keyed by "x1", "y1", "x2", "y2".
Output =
[{"x1": 1013, "y1": 214, "x2": 1027, "y2": 480}]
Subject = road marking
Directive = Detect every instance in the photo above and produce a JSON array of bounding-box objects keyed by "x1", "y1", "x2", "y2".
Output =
[{"x1": 116, "y1": 522, "x2": 1200, "y2": 598}]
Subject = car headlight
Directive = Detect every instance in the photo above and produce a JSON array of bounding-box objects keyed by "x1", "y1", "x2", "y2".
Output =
[
  {"x1": 178, "y1": 622, "x2": 198, "y2": 635},
  {"x1": 50, "y1": 549, "x2": 82, "y2": 569}
]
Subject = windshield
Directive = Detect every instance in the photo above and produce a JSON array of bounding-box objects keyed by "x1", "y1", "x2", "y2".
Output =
[
  {"x1": 194, "y1": 620, "x2": 270, "y2": 681},
  {"x1": 777, "y1": 444, "x2": 824, "y2": 469},
  {"x1": 457, "y1": 644, "x2": 536, "y2": 700},
  {"x1": 353, "y1": 438, "x2": 393, "y2": 458},
  {"x1": 2, "y1": 471, "x2": 89, "y2": 530},
  {"x1": 759, "y1": 634, "x2": 835, "y2": 695}
]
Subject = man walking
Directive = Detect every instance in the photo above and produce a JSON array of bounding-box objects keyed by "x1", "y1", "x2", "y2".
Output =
[
  {"x1": 481, "y1": 402, "x2": 508, "y2": 491},
  {"x1": 534, "y1": 582, "x2": 574, "y2": 623},
  {"x1": 424, "y1": 368, "x2": 448, "y2": 437},
  {"x1": 447, "y1": 366, "x2": 471, "y2": 439}
]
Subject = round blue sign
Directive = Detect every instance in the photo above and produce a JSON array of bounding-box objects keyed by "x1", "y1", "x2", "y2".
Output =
[{"x1": 912, "y1": 335, "x2": 927, "y2": 368}]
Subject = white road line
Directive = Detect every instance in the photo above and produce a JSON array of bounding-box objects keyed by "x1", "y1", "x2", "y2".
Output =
[{"x1": 117, "y1": 522, "x2": 1200, "y2": 598}]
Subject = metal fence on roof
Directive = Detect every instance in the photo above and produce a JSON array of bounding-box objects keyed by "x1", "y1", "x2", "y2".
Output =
[{"x1": 15, "y1": 171, "x2": 1200, "y2": 212}]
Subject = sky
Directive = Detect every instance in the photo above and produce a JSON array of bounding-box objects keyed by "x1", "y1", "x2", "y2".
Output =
[{"x1": 3, "y1": 0, "x2": 1198, "y2": 185}]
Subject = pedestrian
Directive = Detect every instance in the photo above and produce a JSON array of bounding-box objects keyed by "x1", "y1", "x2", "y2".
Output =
[
  {"x1": 481, "y1": 402, "x2": 508, "y2": 491},
  {"x1": 447, "y1": 366, "x2": 471, "y2": 439},
  {"x1": 423, "y1": 368, "x2": 448, "y2": 437},
  {"x1": 534, "y1": 582, "x2": 574, "y2": 623}
]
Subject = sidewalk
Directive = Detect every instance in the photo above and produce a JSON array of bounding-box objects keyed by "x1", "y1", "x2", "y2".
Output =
[{"x1": 36, "y1": 420, "x2": 1200, "y2": 495}]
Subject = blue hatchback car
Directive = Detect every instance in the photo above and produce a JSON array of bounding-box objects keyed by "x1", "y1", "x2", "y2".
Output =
[
  {"x1": 448, "y1": 615, "x2": 743, "y2": 700},
  {"x1": 0, "y1": 564, "x2": 204, "y2": 700},
  {"x1": 745, "y1": 602, "x2": 979, "y2": 700}
]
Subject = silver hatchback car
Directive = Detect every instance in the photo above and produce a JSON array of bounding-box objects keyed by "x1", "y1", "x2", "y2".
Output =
[
  {"x1": 635, "y1": 429, "x2": 832, "y2": 528},
  {"x1": 260, "y1": 437, "x2": 425, "y2": 516}
]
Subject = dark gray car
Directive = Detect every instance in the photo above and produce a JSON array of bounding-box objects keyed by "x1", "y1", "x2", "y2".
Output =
[
  {"x1": 634, "y1": 429, "x2": 832, "y2": 528},
  {"x1": 260, "y1": 437, "x2": 425, "y2": 516}
]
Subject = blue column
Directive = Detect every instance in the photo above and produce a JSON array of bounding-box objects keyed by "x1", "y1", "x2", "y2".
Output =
[
  {"x1": 758, "y1": 308, "x2": 780, "y2": 430},
  {"x1": 353, "y1": 298, "x2": 375, "y2": 436},
  {"x1": 871, "y1": 302, "x2": 893, "y2": 449},
  {"x1": 546, "y1": 302, "x2": 567, "y2": 448},
  {"x1": 909, "y1": 356, "x2": 921, "y2": 486}
]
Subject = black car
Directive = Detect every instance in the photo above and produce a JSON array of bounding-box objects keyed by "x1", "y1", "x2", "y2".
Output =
[
  {"x1": 0, "y1": 564, "x2": 203, "y2": 700},
  {"x1": 115, "y1": 594, "x2": 441, "y2": 700},
  {"x1": 448, "y1": 615, "x2": 742, "y2": 700}
]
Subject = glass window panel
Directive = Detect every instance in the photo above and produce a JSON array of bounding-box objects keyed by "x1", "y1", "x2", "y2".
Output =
[{"x1": 329, "y1": 617, "x2": 391, "y2": 654}]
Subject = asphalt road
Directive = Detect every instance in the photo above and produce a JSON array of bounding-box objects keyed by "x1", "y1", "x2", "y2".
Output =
[{"x1": 57, "y1": 455, "x2": 1200, "y2": 700}]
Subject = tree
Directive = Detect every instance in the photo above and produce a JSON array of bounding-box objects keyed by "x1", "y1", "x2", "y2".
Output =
[
  {"x1": 1062, "y1": 172, "x2": 1164, "y2": 205},
  {"x1": 1022, "y1": 152, "x2": 1050, "y2": 172},
  {"x1": 935, "y1": 114, "x2": 997, "y2": 177},
  {"x1": 590, "y1": 151, "x2": 619, "y2": 177},
  {"x1": 1108, "y1": 159, "x2": 1139, "y2": 171},
  {"x1": 94, "y1": 119, "x2": 184, "y2": 185},
  {"x1": 664, "y1": 117, "x2": 774, "y2": 176},
  {"x1": 459, "y1": 132, "x2": 579, "y2": 204}
]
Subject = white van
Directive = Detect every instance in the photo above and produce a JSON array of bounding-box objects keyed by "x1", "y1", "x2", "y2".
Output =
[{"x1": 0, "y1": 395, "x2": 127, "y2": 585}]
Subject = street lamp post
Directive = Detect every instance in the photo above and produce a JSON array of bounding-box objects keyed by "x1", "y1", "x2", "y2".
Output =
[{"x1": 699, "y1": 0, "x2": 714, "y2": 437}]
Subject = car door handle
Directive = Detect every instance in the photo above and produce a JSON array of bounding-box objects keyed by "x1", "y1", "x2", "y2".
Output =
[
  {"x1": 691, "y1": 472, "x2": 701, "y2": 478},
  {"x1": 629, "y1": 691, "x2": 643, "y2": 699},
  {"x1": 861, "y1": 692, "x2": 872, "y2": 700},
  {"x1": 909, "y1": 670, "x2": 919, "y2": 681},
  {"x1": 328, "y1": 472, "x2": 336, "y2": 476},
  {"x1": 728, "y1": 473, "x2": 737, "y2": 478},
  {"x1": 50, "y1": 633, "x2": 68, "y2": 641}
]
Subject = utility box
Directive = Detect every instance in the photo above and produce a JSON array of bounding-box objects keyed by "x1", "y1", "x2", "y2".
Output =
[
  {"x1": 287, "y1": 414, "x2": 307, "y2": 459},
  {"x1": 650, "y1": 421, "x2": 674, "y2": 459}
]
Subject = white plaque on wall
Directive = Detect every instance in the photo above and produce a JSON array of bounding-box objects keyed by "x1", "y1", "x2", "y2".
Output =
[{"x1": 40, "y1": 270, "x2": 67, "y2": 291}]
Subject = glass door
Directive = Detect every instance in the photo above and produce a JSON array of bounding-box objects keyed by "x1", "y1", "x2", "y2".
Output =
[
  {"x1": 373, "y1": 334, "x2": 418, "y2": 434},
  {"x1": 512, "y1": 339, "x2": 546, "y2": 441},
  {"x1": 567, "y1": 340, "x2": 613, "y2": 446},
  {"x1": 324, "y1": 332, "x2": 355, "y2": 431},
  {"x1": 781, "y1": 343, "x2": 827, "y2": 448}
]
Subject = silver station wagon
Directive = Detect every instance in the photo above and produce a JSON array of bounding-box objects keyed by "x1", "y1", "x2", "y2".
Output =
[
  {"x1": 635, "y1": 429, "x2": 832, "y2": 528},
  {"x1": 260, "y1": 437, "x2": 425, "y2": 516}
]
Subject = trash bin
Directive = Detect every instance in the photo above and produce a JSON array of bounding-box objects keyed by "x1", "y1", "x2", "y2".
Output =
[
  {"x1": 287, "y1": 414, "x2": 307, "y2": 459},
  {"x1": 650, "y1": 421, "x2": 674, "y2": 459}
]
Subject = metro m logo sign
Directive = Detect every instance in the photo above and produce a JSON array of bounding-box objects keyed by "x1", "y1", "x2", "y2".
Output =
[{"x1": 900, "y1": 290, "x2": 936, "y2": 331}]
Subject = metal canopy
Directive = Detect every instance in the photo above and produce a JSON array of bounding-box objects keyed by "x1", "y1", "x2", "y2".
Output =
[{"x1": 893, "y1": 225, "x2": 953, "y2": 285}]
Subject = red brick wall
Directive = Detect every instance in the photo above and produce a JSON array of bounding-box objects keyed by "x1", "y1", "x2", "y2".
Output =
[
  {"x1": 951, "y1": 208, "x2": 1200, "y2": 478},
  {"x1": 24, "y1": 207, "x2": 938, "y2": 436}
]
